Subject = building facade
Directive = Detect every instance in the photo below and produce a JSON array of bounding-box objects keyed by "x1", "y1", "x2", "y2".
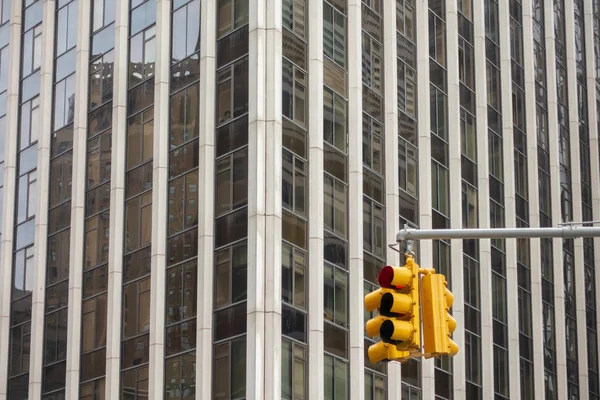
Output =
[{"x1": 0, "y1": 0, "x2": 600, "y2": 399}]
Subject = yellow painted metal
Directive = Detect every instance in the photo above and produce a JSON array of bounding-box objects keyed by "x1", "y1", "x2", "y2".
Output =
[{"x1": 421, "y1": 273, "x2": 459, "y2": 358}]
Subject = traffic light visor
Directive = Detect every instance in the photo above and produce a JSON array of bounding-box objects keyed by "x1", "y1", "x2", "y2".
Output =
[{"x1": 378, "y1": 266, "x2": 413, "y2": 289}]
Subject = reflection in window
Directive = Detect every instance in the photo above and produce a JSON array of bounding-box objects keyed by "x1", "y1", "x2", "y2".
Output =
[
  {"x1": 283, "y1": 0, "x2": 306, "y2": 39},
  {"x1": 218, "y1": 0, "x2": 249, "y2": 38},
  {"x1": 217, "y1": 57, "x2": 249, "y2": 125},
  {"x1": 324, "y1": 263, "x2": 348, "y2": 327},
  {"x1": 323, "y1": 1, "x2": 346, "y2": 68},
  {"x1": 324, "y1": 174, "x2": 347, "y2": 238},
  {"x1": 324, "y1": 88, "x2": 347, "y2": 153},
  {"x1": 324, "y1": 354, "x2": 348, "y2": 400},
  {"x1": 21, "y1": 24, "x2": 42, "y2": 77},
  {"x1": 213, "y1": 339, "x2": 246, "y2": 400},
  {"x1": 282, "y1": 339, "x2": 307, "y2": 399},
  {"x1": 283, "y1": 59, "x2": 307, "y2": 127}
]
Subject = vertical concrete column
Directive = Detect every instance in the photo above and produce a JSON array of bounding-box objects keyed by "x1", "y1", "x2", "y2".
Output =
[
  {"x1": 521, "y1": 0, "x2": 547, "y2": 395},
  {"x1": 196, "y1": 0, "x2": 216, "y2": 397},
  {"x1": 307, "y1": 0, "x2": 325, "y2": 393},
  {"x1": 0, "y1": 0, "x2": 22, "y2": 396},
  {"x1": 65, "y1": 0, "x2": 92, "y2": 396},
  {"x1": 583, "y1": 0, "x2": 600, "y2": 368},
  {"x1": 28, "y1": 1, "x2": 56, "y2": 397},
  {"x1": 247, "y1": 0, "x2": 283, "y2": 397},
  {"x1": 148, "y1": 1, "x2": 171, "y2": 398},
  {"x1": 444, "y1": 0, "x2": 466, "y2": 395},
  {"x1": 415, "y1": 0, "x2": 433, "y2": 394},
  {"x1": 497, "y1": 0, "x2": 522, "y2": 397},
  {"x1": 544, "y1": 0, "x2": 569, "y2": 397},
  {"x1": 105, "y1": 0, "x2": 129, "y2": 396},
  {"x1": 347, "y1": 0, "x2": 363, "y2": 397},
  {"x1": 563, "y1": 2, "x2": 590, "y2": 398},
  {"x1": 472, "y1": 0, "x2": 494, "y2": 396},
  {"x1": 383, "y1": 0, "x2": 400, "y2": 395}
]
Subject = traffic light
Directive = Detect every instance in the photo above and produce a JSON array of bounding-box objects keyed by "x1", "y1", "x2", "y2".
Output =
[
  {"x1": 421, "y1": 273, "x2": 459, "y2": 358},
  {"x1": 364, "y1": 256, "x2": 421, "y2": 363}
]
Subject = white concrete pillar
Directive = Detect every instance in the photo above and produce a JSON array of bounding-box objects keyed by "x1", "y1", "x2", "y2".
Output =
[
  {"x1": 544, "y1": 0, "x2": 569, "y2": 397},
  {"x1": 384, "y1": 0, "x2": 401, "y2": 395},
  {"x1": 247, "y1": 0, "x2": 283, "y2": 397},
  {"x1": 196, "y1": 0, "x2": 217, "y2": 397},
  {"x1": 472, "y1": 0, "x2": 494, "y2": 397},
  {"x1": 105, "y1": 0, "x2": 129, "y2": 396},
  {"x1": 307, "y1": 0, "x2": 325, "y2": 394},
  {"x1": 0, "y1": 0, "x2": 23, "y2": 395},
  {"x1": 347, "y1": 0, "x2": 364, "y2": 397},
  {"x1": 148, "y1": 1, "x2": 170, "y2": 398},
  {"x1": 64, "y1": 0, "x2": 92, "y2": 397},
  {"x1": 416, "y1": 0, "x2": 434, "y2": 394},
  {"x1": 28, "y1": 0, "x2": 56, "y2": 397},
  {"x1": 521, "y1": 0, "x2": 547, "y2": 396}
]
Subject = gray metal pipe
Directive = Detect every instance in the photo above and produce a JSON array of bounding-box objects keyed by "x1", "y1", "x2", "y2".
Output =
[{"x1": 396, "y1": 226, "x2": 600, "y2": 242}]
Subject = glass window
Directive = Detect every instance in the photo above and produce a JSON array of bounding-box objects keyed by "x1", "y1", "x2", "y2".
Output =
[
  {"x1": 92, "y1": 0, "x2": 116, "y2": 32},
  {"x1": 397, "y1": 0, "x2": 414, "y2": 41},
  {"x1": 22, "y1": 24, "x2": 42, "y2": 77},
  {"x1": 324, "y1": 354, "x2": 348, "y2": 400},
  {"x1": 282, "y1": 149, "x2": 306, "y2": 216},
  {"x1": 129, "y1": 25, "x2": 156, "y2": 86},
  {"x1": 124, "y1": 192, "x2": 152, "y2": 253},
  {"x1": 55, "y1": 1, "x2": 78, "y2": 57},
  {"x1": 53, "y1": 74, "x2": 76, "y2": 131},
  {"x1": 282, "y1": 59, "x2": 307, "y2": 127},
  {"x1": 398, "y1": 137, "x2": 417, "y2": 196},
  {"x1": 282, "y1": 242, "x2": 306, "y2": 309},
  {"x1": 429, "y1": 11, "x2": 446, "y2": 67},
  {"x1": 324, "y1": 263, "x2": 348, "y2": 327},
  {"x1": 282, "y1": 339, "x2": 307, "y2": 400},
  {"x1": 20, "y1": 97, "x2": 40, "y2": 150},
  {"x1": 218, "y1": 0, "x2": 249, "y2": 38},
  {"x1": 215, "y1": 148, "x2": 248, "y2": 216},
  {"x1": 363, "y1": 197, "x2": 384, "y2": 258},
  {"x1": 171, "y1": 0, "x2": 200, "y2": 63},
  {"x1": 170, "y1": 84, "x2": 199, "y2": 148},
  {"x1": 165, "y1": 351, "x2": 196, "y2": 399},
  {"x1": 283, "y1": 0, "x2": 307, "y2": 39},
  {"x1": 324, "y1": 88, "x2": 347, "y2": 153},
  {"x1": 213, "y1": 338, "x2": 246, "y2": 399},
  {"x1": 168, "y1": 170, "x2": 199, "y2": 235},
  {"x1": 323, "y1": 2, "x2": 346, "y2": 68},
  {"x1": 431, "y1": 161, "x2": 449, "y2": 216},
  {"x1": 362, "y1": 33, "x2": 382, "y2": 93},
  {"x1": 217, "y1": 57, "x2": 249, "y2": 125},
  {"x1": 362, "y1": 116, "x2": 383, "y2": 174},
  {"x1": 214, "y1": 242, "x2": 247, "y2": 309},
  {"x1": 89, "y1": 50, "x2": 115, "y2": 110},
  {"x1": 397, "y1": 59, "x2": 416, "y2": 117},
  {"x1": 324, "y1": 174, "x2": 347, "y2": 238},
  {"x1": 126, "y1": 108, "x2": 154, "y2": 170}
]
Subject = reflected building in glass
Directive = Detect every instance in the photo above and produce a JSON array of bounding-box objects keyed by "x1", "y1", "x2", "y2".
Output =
[{"x1": 1, "y1": 0, "x2": 600, "y2": 399}]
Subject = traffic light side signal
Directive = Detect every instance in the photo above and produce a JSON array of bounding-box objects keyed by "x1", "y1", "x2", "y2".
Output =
[{"x1": 421, "y1": 273, "x2": 459, "y2": 358}]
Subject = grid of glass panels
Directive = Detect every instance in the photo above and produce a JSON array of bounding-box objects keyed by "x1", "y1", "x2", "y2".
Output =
[
  {"x1": 41, "y1": 1, "x2": 77, "y2": 397},
  {"x1": 397, "y1": 0, "x2": 420, "y2": 395},
  {"x1": 164, "y1": 1, "x2": 201, "y2": 397},
  {"x1": 484, "y1": 0, "x2": 510, "y2": 397},
  {"x1": 119, "y1": 0, "x2": 156, "y2": 396},
  {"x1": 7, "y1": 0, "x2": 43, "y2": 397},
  {"x1": 281, "y1": 0, "x2": 309, "y2": 396},
  {"x1": 455, "y1": 0, "x2": 483, "y2": 397},
  {"x1": 573, "y1": 1, "x2": 600, "y2": 398},
  {"x1": 79, "y1": 0, "x2": 114, "y2": 397},
  {"x1": 553, "y1": 1, "x2": 579, "y2": 397},
  {"x1": 361, "y1": 0, "x2": 387, "y2": 397},
  {"x1": 322, "y1": 0, "x2": 349, "y2": 395},
  {"x1": 531, "y1": 0, "x2": 557, "y2": 397},
  {"x1": 0, "y1": 0, "x2": 10, "y2": 253},
  {"x1": 212, "y1": 0, "x2": 249, "y2": 396},
  {"x1": 508, "y1": 1, "x2": 535, "y2": 398},
  {"x1": 428, "y1": 0, "x2": 454, "y2": 396}
]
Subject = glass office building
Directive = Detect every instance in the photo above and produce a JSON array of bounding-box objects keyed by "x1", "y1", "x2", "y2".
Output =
[{"x1": 0, "y1": 0, "x2": 600, "y2": 399}]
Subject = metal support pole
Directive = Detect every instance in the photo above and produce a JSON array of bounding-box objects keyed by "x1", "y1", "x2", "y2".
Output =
[{"x1": 396, "y1": 226, "x2": 600, "y2": 242}]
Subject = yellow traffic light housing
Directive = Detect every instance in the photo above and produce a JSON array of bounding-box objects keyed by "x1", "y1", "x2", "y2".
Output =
[
  {"x1": 421, "y1": 273, "x2": 459, "y2": 358},
  {"x1": 364, "y1": 256, "x2": 421, "y2": 363}
]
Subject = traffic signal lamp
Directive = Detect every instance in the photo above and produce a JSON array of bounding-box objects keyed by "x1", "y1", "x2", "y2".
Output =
[
  {"x1": 421, "y1": 273, "x2": 459, "y2": 358},
  {"x1": 364, "y1": 256, "x2": 421, "y2": 363}
]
